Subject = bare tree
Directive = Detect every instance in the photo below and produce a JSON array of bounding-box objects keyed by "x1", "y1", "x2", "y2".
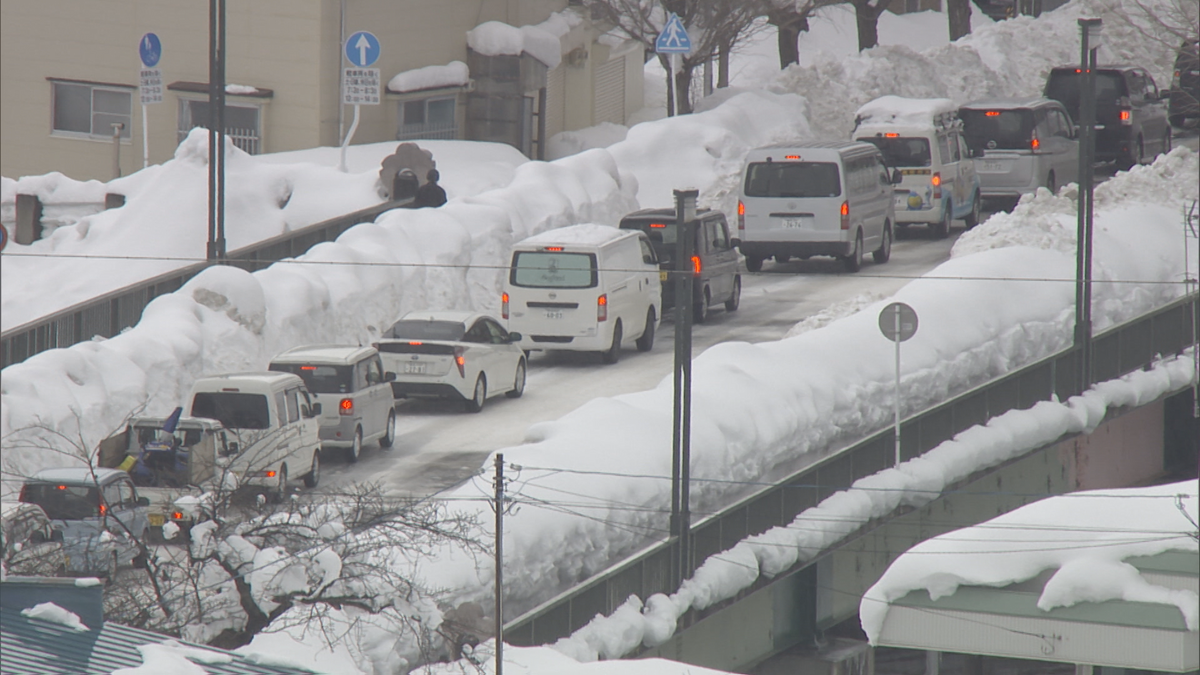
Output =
[
  {"x1": 585, "y1": 0, "x2": 763, "y2": 114},
  {"x1": 767, "y1": 0, "x2": 844, "y2": 68},
  {"x1": 947, "y1": 0, "x2": 973, "y2": 42},
  {"x1": 849, "y1": 0, "x2": 890, "y2": 51}
]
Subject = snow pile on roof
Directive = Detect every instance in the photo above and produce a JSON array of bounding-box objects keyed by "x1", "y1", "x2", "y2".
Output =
[
  {"x1": 854, "y1": 95, "x2": 957, "y2": 129},
  {"x1": 468, "y1": 21, "x2": 563, "y2": 69},
  {"x1": 225, "y1": 84, "x2": 258, "y2": 95},
  {"x1": 517, "y1": 222, "x2": 626, "y2": 246},
  {"x1": 20, "y1": 602, "x2": 89, "y2": 632},
  {"x1": 388, "y1": 61, "x2": 469, "y2": 93},
  {"x1": 860, "y1": 480, "x2": 1200, "y2": 643}
]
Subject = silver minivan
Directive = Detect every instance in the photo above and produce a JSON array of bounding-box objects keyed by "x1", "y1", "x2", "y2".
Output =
[
  {"x1": 959, "y1": 97, "x2": 1079, "y2": 210},
  {"x1": 269, "y1": 345, "x2": 397, "y2": 463},
  {"x1": 737, "y1": 141, "x2": 899, "y2": 273}
]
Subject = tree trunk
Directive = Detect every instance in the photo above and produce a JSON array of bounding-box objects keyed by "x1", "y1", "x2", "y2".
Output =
[
  {"x1": 854, "y1": 1, "x2": 881, "y2": 52},
  {"x1": 675, "y1": 66, "x2": 695, "y2": 114},
  {"x1": 777, "y1": 20, "x2": 801, "y2": 68},
  {"x1": 947, "y1": 0, "x2": 973, "y2": 42},
  {"x1": 717, "y1": 42, "x2": 730, "y2": 88}
]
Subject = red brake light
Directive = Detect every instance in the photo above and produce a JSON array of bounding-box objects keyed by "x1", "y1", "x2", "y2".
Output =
[
  {"x1": 691, "y1": 255, "x2": 701, "y2": 276},
  {"x1": 266, "y1": 470, "x2": 276, "y2": 478},
  {"x1": 300, "y1": 365, "x2": 316, "y2": 370},
  {"x1": 597, "y1": 294, "x2": 608, "y2": 322},
  {"x1": 1119, "y1": 110, "x2": 1131, "y2": 121},
  {"x1": 453, "y1": 346, "x2": 466, "y2": 377},
  {"x1": 1031, "y1": 138, "x2": 1040, "y2": 150},
  {"x1": 172, "y1": 511, "x2": 184, "y2": 520},
  {"x1": 784, "y1": 155, "x2": 800, "y2": 160},
  {"x1": 930, "y1": 173, "x2": 941, "y2": 187},
  {"x1": 408, "y1": 341, "x2": 422, "y2": 346},
  {"x1": 58, "y1": 485, "x2": 68, "y2": 490},
  {"x1": 737, "y1": 200, "x2": 745, "y2": 232},
  {"x1": 985, "y1": 111, "x2": 1000, "y2": 117},
  {"x1": 501, "y1": 292, "x2": 509, "y2": 320},
  {"x1": 544, "y1": 246, "x2": 563, "y2": 252},
  {"x1": 884, "y1": 132, "x2": 899, "y2": 138},
  {"x1": 99, "y1": 503, "x2": 106, "y2": 515},
  {"x1": 649, "y1": 223, "x2": 667, "y2": 228},
  {"x1": 339, "y1": 398, "x2": 353, "y2": 416},
  {"x1": 840, "y1": 201, "x2": 850, "y2": 230}
]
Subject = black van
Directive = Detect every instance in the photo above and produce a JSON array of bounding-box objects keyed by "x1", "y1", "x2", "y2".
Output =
[
  {"x1": 618, "y1": 208, "x2": 741, "y2": 323},
  {"x1": 1168, "y1": 39, "x2": 1199, "y2": 128}
]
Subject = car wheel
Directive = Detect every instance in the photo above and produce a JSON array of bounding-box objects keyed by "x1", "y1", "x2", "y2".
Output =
[
  {"x1": 1046, "y1": 171, "x2": 1056, "y2": 194},
  {"x1": 465, "y1": 375, "x2": 487, "y2": 412},
  {"x1": 964, "y1": 193, "x2": 982, "y2": 229},
  {"x1": 303, "y1": 450, "x2": 320, "y2": 488},
  {"x1": 273, "y1": 464, "x2": 289, "y2": 503},
  {"x1": 635, "y1": 308, "x2": 656, "y2": 351},
  {"x1": 1121, "y1": 136, "x2": 1143, "y2": 170},
  {"x1": 933, "y1": 204, "x2": 951, "y2": 239},
  {"x1": 873, "y1": 224, "x2": 892, "y2": 264},
  {"x1": 506, "y1": 360, "x2": 526, "y2": 398},
  {"x1": 601, "y1": 321, "x2": 623, "y2": 365},
  {"x1": 345, "y1": 428, "x2": 362, "y2": 463},
  {"x1": 1162, "y1": 128, "x2": 1171, "y2": 155},
  {"x1": 842, "y1": 230, "x2": 864, "y2": 272},
  {"x1": 694, "y1": 288, "x2": 710, "y2": 324},
  {"x1": 745, "y1": 255, "x2": 763, "y2": 273},
  {"x1": 379, "y1": 410, "x2": 396, "y2": 449},
  {"x1": 725, "y1": 277, "x2": 741, "y2": 312}
]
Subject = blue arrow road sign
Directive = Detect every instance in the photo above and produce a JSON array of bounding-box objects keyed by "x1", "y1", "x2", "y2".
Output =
[
  {"x1": 345, "y1": 31, "x2": 381, "y2": 68},
  {"x1": 655, "y1": 13, "x2": 691, "y2": 53},
  {"x1": 139, "y1": 33, "x2": 162, "y2": 67}
]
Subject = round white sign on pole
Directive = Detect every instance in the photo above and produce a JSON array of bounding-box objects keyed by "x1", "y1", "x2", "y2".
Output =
[{"x1": 879, "y1": 302, "x2": 918, "y2": 342}]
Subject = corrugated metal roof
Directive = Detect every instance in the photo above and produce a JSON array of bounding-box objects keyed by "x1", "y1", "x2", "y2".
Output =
[{"x1": 0, "y1": 608, "x2": 316, "y2": 674}]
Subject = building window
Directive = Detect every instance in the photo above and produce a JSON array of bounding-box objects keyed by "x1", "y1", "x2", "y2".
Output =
[
  {"x1": 52, "y1": 81, "x2": 132, "y2": 139},
  {"x1": 178, "y1": 99, "x2": 262, "y2": 154},
  {"x1": 398, "y1": 96, "x2": 456, "y2": 140}
]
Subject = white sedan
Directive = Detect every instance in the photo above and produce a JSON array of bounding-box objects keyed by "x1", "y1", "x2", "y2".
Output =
[{"x1": 376, "y1": 310, "x2": 527, "y2": 413}]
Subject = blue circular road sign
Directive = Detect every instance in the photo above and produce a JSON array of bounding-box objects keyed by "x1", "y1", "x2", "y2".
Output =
[
  {"x1": 139, "y1": 33, "x2": 162, "y2": 67},
  {"x1": 345, "y1": 31, "x2": 381, "y2": 68}
]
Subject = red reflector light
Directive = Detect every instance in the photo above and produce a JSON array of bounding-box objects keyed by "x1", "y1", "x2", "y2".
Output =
[
  {"x1": 784, "y1": 155, "x2": 800, "y2": 160},
  {"x1": 649, "y1": 223, "x2": 667, "y2": 228},
  {"x1": 985, "y1": 111, "x2": 1000, "y2": 117},
  {"x1": 300, "y1": 365, "x2": 316, "y2": 370},
  {"x1": 1031, "y1": 138, "x2": 1040, "y2": 149},
  {"x1": 884, "y1": 132, "x2": 899, "y2": 138},
  {"x1": 339, "y1": 398, "x2": 353, "y2": 415},
  {"x1": 544, "y1": 246, "x2": 563, "y2": 252}
]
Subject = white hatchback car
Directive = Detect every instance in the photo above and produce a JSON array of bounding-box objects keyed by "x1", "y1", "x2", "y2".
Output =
[{"x1": 376, "y1": 311, "x2": 527, "y2": 413}]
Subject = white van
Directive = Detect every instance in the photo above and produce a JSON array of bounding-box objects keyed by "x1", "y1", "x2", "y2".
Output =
[
  {"x1": 852, "y1": 96, "x2": 983, "y2": 238},
  {"x1": 736, "y1": 141, "x2": 898, "y2": 273},
  {"x1": 503, "y1": 224, "x2": 662, "y2": 364},
  {"x1": 186, "y1": 372, "x2": 322, "y2": 497}
]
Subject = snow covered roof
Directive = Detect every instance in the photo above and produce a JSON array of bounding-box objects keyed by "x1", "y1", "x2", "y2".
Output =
[
  {"x1": 387, "y1": 61, "x2": 469, "y2": 94},
  {"x1": 467, "y1": 20, "x2": 562, "y2": 69},
  {"x1": 861, "y1": 481, "x2": 1199, "y2": 670},
  {"x1": 515, "y1": 223, "x2": 628, "y2": 247},
  {"x1": 854, "y1": 95, "x2": 957, "y2": 131}
]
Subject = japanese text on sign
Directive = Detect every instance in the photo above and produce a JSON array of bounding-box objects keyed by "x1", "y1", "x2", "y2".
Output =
[
  {"x1": 343, "y1": 68, "x2": 380, "y2": 105},
  {"x1": 140, "y1": 68, "x2": 163, "y2": 105}
]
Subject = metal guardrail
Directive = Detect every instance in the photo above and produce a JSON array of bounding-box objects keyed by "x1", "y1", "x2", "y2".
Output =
[
  {"x1": 503, "y1": 292, "x2": 1198, "y2": 647},
  {"x1": 1, "y1": 200, "x2": 411, "y2": 369}
]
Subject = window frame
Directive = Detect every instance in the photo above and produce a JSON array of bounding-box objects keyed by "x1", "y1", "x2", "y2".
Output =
[
  {"x1": 395, "y1": 93, "x2": 460, "y2": 141},
  {"x1": 50, "y1": 79, "x2": 134, "y2": 141},
  {"x1": 176, "y1": 94, "x2": 265, "y2": 155}
]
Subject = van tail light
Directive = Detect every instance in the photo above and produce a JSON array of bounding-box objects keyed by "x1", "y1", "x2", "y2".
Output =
[
  {"x1": 453, "y1": 346, "x2": 466, "y2": 378},
  {"x1": 1030, "y1": 137, "x2": 1040, "y2": 150},
  {"x1": 501, "y1": 292, "x2": 509, "y2": 320},
  {"x1": 597, "y1": 294, "x2": 608, "y2": 322},
  {"x1": 737, "y1": 200, "x2": 745, "y2": 232},
  {"x1": 339, "y1": 398, "x2": 353, "y2": 416},
  {"x1": 931, "y1": 172, "x2": 942, "y2": 199},
  {"x1": 1119, "y1": 109, "x2": 1132, "y2": 125},
  {"x1": 840, "y1": 201, "x2": 850, "y2": 230},
  {"x1": 691, "y1": 255, "x2": 701, "y2": 277},
  {"x1": 266, "y1": 470, "x2": 277, "y2": 478},
  {"x1": 172, "y1": 511, "x2": 184, "y2": 521},
  {"x1": 99, "y1": 503, "x2": 107, "y2": 516}
]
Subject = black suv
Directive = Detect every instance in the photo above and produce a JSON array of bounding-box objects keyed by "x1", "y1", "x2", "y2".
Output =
[
  {"x1": 1168, "y1": 39, "x2": 1199, "y2": 128},
  {"x1": 1043, "y1": 65, "x2": 1172, "y2": 169},
  {"x1": 618, "y1": 208, "x2": 741, "y2": 323}
]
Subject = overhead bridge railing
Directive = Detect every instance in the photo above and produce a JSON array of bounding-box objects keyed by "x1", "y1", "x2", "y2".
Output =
[
  {"x1": 504, "y1": 292, "x2": 1198, "y2": 648},
  {"x1": 1, "y1": 200, "x2": 411, "y2": 369}
]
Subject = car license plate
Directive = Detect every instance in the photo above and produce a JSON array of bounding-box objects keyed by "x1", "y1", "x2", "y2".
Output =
[
  {"x1": 659, "y1": 270, "x2": 668, "y2": 282},
  {"x1": 982, "y1": 160, "x2": 1004, "y2": 172},
  {"x1": 404, "y1": 363, "x2": 427, "y2": 374},
  {"x1": 782, "y1": 217, "x2": 809, "y2": 229},
  {"x1": 545, "y1": 310, "x2": 564, "y2": 319},
  {"x1": 149, "y1": 513, "x2": 165, "y2": 527}
]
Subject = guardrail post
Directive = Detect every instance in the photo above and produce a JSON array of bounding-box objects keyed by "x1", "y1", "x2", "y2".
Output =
[{"x1": 15, "y1": 193, "x2": 43, "y2": 245}]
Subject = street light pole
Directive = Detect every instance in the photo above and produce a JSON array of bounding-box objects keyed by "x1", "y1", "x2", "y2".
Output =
[
  {"x1": 670, "y1": 188, "x2": 698, "y2": 589},
  {"x1": 207, "y1": 0, "x2": 227, "y2": 261},
  {"x1": 1075, "y1": 18, "x2": 1101, "y2": 393}
]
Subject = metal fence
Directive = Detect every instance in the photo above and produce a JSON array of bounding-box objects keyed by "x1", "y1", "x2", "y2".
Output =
[
  {"x1": 503, "y1": 292, "x2": 1198, "y2": 647},
  {"x1": 1, "y1": 200, "x2": 410, "y2": 369}
]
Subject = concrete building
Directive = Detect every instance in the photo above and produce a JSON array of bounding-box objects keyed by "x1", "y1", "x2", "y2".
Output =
[{"x1": 0, "y1": 0, "x2": 644, "y2": 181}]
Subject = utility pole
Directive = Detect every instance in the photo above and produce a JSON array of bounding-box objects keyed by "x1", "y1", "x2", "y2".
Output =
[
  {"x1": 1074, "y1": 18, "x2": 1101, "y2": 393},
  {"x1": 670, "y1": 188, "x2": 698, "y2": 589},
  {"x1": 207, "y1": 0, "x2": 227, "y2": 261},
  {"x1": 493, "y1": 453, "x2": 505, "y2": 675}
]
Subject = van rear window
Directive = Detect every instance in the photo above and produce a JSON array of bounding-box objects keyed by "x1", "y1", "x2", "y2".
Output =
[
  {"x1": 385, "y1": 320, "x2": 466, "y2": 341},
  {"x1": 744, "y1": 162, "x2": 841, "y2": 198},
  {"x1": 20, "y1": 484, "x2": 101, "y2": 520},
  {"x1": 1044, "y1": 71, "x2": 1126, "y2": 115},
  {"x1": 856, "y1": 137, "x2": 931, "y2": 167},
  {"x1": 191, "y1": 392, "x2": 270, "y2": 429},
  {"x1": 269, "y1": 364, "x2": 352, "y2": 394},
  {"x1": 960, "y1": 109, "x2": 1034, "y2": 151},
  {"x1": 510, "y1": 252, "x2": 598, "y2": 289}
]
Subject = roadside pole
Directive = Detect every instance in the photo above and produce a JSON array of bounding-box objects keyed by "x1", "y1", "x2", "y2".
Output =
[
  {"x1": 138, "y1": 33, "x2": 163, "y2": 171},
  {"x1": 340, "y1": 32, "x2": 381, "y2": 172},
  {"x1": 671, "y1": 188, "x2": 698, "y2": 588},
  {"x1": 879, "y1": 302, "x2": 918, "y2": 466},
  {"x1": 1075, "y1": 18, "x2": 1102, "y2": 392}
]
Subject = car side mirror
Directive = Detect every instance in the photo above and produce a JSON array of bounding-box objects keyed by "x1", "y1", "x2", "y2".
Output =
[
  {"x1": 308, "y1": 403, "x2": 322, "y2": 417},
  {"x1": 384, "y1": 371, "x2": 396, "y2": 382},
  {"x1": 508, "y1": 332, "x2": 523, "y2": 342},
  {"x1": 50, "y1": 529, "x2": 64, "y2": 542},
  {"x1": 891, "y1": 169, "x2": 903, "y2": 184},
  {"x1": 137, "y1": 497, "x2": 150, "y2": 507},
  {"x1": 730, "y1": 238, "x2": 741, "y2": 248}
]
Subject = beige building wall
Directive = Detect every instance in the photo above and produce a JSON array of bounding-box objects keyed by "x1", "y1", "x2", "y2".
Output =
[{"x1": 1, "y1": 0, "x2": 640, "y2": 182}]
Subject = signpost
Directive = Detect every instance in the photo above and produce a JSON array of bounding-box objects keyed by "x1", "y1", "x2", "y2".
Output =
[
  {"x1": 340, "y1": 31, "x2": 381, "y2": 172},
  {"x1": 655, "y1": 13, "x2": 691, "y2": 117},
  {"x1": 879, "y1": 302, "x2": 918, "y2": 467},
  {"x1": 138, "y1": 33, "x2": 163, "y2": 169}
]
